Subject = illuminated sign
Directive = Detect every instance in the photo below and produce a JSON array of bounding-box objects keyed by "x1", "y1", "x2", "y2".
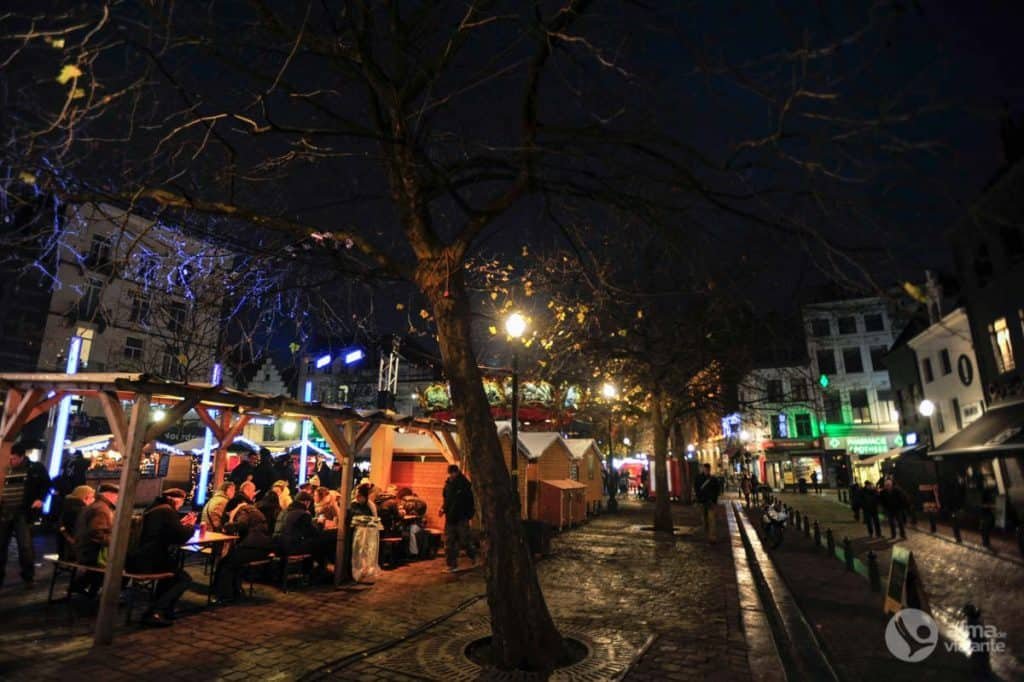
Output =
[
  {"x1": 819, "y1": 374, "x2": 830, "y2": 388},
  {"x1": 905, "y1": 432, "x2": 919, "y2": 446}
]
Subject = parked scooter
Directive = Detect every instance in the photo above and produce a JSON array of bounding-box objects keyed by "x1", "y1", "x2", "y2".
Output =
[{"x1": 760, "y1": 500, "x2": 788, "y2": 549}]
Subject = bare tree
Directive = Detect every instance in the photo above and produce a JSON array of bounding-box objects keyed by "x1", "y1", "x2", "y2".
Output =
[{"x1": 1, "y1": 1, "x2": 948, "y2": 670}]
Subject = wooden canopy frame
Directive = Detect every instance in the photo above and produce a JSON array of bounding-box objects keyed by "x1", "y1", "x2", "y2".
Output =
[{"x1": 0, "y1": 372, "x2": 458, "y2": 645}]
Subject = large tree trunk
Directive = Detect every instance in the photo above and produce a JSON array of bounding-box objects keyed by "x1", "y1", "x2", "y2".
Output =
[
  {"x1": 651, "y1": 398, "x2": 674, "y2": 533},
  {"x1": 420, "y1": 260, "x2": 565, "y2": 672}
]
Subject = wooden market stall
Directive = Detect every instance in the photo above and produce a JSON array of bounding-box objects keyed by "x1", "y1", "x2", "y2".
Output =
[
  {"x1": 361, "y1": 430, "x2": 453, "y2": 529},
  {"x1": 538, "y1": 479, "x2": 588, "y2": 530},
  {"x1": 68, "y1": 433, "x2": 188, "y2": 506},
  {"x1": 564, "y1": 438, "x2": 606, "y2": 514},
  {"x1": 0, "y1": 372, "x2": 456, "y2": 646}
]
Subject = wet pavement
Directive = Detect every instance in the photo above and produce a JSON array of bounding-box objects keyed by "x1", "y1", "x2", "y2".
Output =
[
  {"x1": 768, "y1": 491, "x2": 1023, "y2": 681},
  {"x1": 0, "y1": 501, "x2": 755, "y2": 681}
]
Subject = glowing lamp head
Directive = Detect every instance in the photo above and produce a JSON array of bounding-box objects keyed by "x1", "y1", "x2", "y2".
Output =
[
  {"x1": 315, "y1": 354, "x2": 332, "y2": 369},
  {"x1": 343, "y1": 348, "x2": 365, "y2": 365},
  {"x1": 505, "y1": 312, "x2": 527, "y2": 339},
  {"x1": 601, "y1": 382, "x2": 618, "y2": 400},
  {"x1": 918, "y1": 399, "x2": 935, "y2": 417},
  {"x1": 281, "y1": 421, "x2": 298, "y2": 436},
  {"x1": 623, "y1": 437, "x2": 631, "y2": 446},
  {"x1": 687, "y1": 443, "x2": 696, "y2": 453},
  {"x1": 152, "y1": 408, "x2": 167, "y2": 422}
]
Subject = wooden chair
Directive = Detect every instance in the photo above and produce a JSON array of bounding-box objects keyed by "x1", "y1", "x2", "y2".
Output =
[
  {"x1": 277, "y1": 554, "x2": 312, "y2": 592},
  {"x1": 378, "y1": 536, "x2": 405, "y2": 568},
  {"x1": 48, "y1": 560, "x2": 174, "y2": 624}
]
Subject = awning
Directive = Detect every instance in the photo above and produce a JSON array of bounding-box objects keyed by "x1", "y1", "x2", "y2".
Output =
[
  {"x1": 932, "y1": 399, "x2": 1024, "y2": 457},
  {"x1": 854, "y1": 444, "x2": 923, "y2": 467}
]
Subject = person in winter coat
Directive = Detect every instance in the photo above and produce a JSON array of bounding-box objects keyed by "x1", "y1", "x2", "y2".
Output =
[
  {"x1": 74, "y1": 483, "x2": 118, "y2": 566},
  {"x1": 252, "y1": 449, "x2": 276, "y2": 500},
  {"x1": 229, "y1": 452, "x2": 259, "y2": 488},
  {"x1": 275, "y1": 492, "x2": 317, "y2": 557},
  {"x1": 861, "y1": 481, "x2": 882, "y2": 538},
  {"x1": 223, "y1": 481, "x2": 256, "y2": 519},
  {"x1": 128, "y1": 488, "x2": 196, "y2": 627},
  {"x1": 256, "y1": 489, "x2": 283, "y2": 533},
  {"x1": 316, "y1": 459, "x2": 335, "y2": 491},
  {"x1": 201, "y1": 481, "x2": 236, "y2": 532},
  {"x1": 58, "y1": 485, "x2": 94, "y2": 560},
  {"x1": 214, "y1": 503, "x2": 272, "y2": 601},
  {"x1": 880, "y1": 478, "x2": 908, "y2": 539},
  {"x1": 849, "y1": 482, "x2": 863, "y2": 521},
  {"x1": 694, "y1": 463, "x2": 722, "y2": 544},
  {"x1": 1, "y1": 442, "x2": 51, "y2": 586},
  {"x1": 440, "y1": 465, "x2": 476, "y2": 572}
]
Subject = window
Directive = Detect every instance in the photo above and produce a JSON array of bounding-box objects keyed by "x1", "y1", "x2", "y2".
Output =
[
  {"x1": 87, "y1": 235, "x2": 112, "y2": 268},
  {"x1": 791, "y1": 380, "x2": 808, "y2": 401},
  {"x1": 570, "y1": 463, "x2": 579, "y2": 481},
  {"x1": 989, "y1": 317, "x2": 1016, "y2": 373},
  {"x1": 75, "y1": 326, "x2": 94, "y2": 368},
  {"x1": 864, "y1": 313, "x2": 884, "y2": 332},
  {"x1": 869, "y1": 346, "x2": 888, "y2": 372},
  {"x1": 79, "y1": 276, "x2": 102, "y2": 320},
  {"x1": 940, "y1": 349, "x2": 952, "y2": 375},
  {"x1": 816, "y1": 349, "x2": 837, "y2": 375},
  {"x1": 166, "y1": 301, "x2": 187, "y2": 334},
  {"x1": 129, "y1": 293, "x2": 151, "y2": 325},
  {"x1": 850, "y1": 389, "x2": 871, "y2": 424},
  {"x1": 771, "y1": 414, "x2": 789, "y2": 439},
  {"x1": 766, "y1": 379, "x2": 783, "y2": 402},
  {"x1": 810, "y1": 319, "x2": 831, "y2": 337},
  {"x1": 975, "y1": 245, "x2": 993, "y2": 287},
  {"x1": 922, "y1": 357, "x2": 934, "y2": 383},
  {"x1": 794, "y1": 413, "x2": 812, "y2": 438},
  {"x1": 824, "y1": 391, "x2": 843, "y2": 424},
  {"x1": 838, "y1": 316, "x2": 857, "y2": 334},
  {"x1": 877, "y1": 389, "x2": 896, "y2": 424},
  {"x1": 842, "y1": 348, "x2": 863, "y2": 374},
  {"x1": 161, "y1": 352, "x2": 180, "y2": 379},
  {"x1": 124, "y1": 336, "x2": 144, "y2": 361},
  {"x1": 935, "y1": 403, "x2": 945, "y2": 433},
  {"x1": 952, "y1": 397, "x2": 963, "y2": 431}
]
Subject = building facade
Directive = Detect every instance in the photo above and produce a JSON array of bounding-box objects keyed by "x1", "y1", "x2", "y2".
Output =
[
  {"x1": 907, "y1": 308, "x2": 987, "y2": 447},
  {"x1": 803, "y1": 297, "x2": 903, "y2": 479},
  {"x1": 733, "y1": 364, "x2": 827, "y2": 489},
  {"x1": 36, "y1": 202, "x2": 228, "y2": 419}
]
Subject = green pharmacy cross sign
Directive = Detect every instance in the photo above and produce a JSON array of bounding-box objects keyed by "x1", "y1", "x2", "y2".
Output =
[{"x1": 819, "y1": 374, "x2": 830, "y2": 389}]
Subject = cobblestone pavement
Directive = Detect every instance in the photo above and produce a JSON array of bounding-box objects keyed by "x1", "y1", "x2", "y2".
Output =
[
  {"x1": 772, "y1": 491, "x2": 1023, "y2": 680},
  {"x1": 0, "y1": 502, "x2": 753, "y2": 681}
]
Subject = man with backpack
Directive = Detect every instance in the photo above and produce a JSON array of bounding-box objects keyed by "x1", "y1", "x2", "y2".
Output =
[{"x1": 694, "y1": 463, "x2": 722, "y2": 544}]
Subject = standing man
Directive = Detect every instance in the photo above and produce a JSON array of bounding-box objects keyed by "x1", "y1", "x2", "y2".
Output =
[
  {"x1": 861, "y1": 481, "x2": 882, "y2": 538},
  {"x1": 694, "y1": 463, "x2": 721, "y2": 544},
  {"x1": 0, "y1": 443, "x2": 50, "y2": 586},
  {"x1": 810, "y1": 470, "x2": 821, "y2": 494},
  {"x1": 129, "y1": 488, "x2": 196, "y2": 627},
  {"x1": 440, "y1": 464, "x2": 477, "y2": 573},
  {"x1": 229, "y1": 451, "x2": 259, "y2": 487}
]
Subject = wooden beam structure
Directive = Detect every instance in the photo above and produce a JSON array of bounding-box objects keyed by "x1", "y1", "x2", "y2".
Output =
[
  {"x1": 144, "y1": 397, "x2": 198, "y2": 443},
  {"x1": 312, "y1": 416, "x2": 355, "y2": 586},
  {"x1": 97, "y1": 391, "x2": 129, "y2": 454},
  {"x1": 0, "y1": 388, "x2": 44, "y2": 491},
  {"x1": 95, "y1": 395, "x2": 150, "y2": 645},
  {"x1": 425, "y1": 430, "x2": 457, "y2": 465}
]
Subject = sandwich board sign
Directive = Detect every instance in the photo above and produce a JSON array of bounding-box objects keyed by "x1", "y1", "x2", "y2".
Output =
[{"x1": 884, "y1": 546, "x2": 929, "y2": 615}]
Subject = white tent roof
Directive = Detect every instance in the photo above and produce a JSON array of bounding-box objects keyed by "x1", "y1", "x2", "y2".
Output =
[
  {"x1": 564, "y1": 438, "x2": 603, "y2": 460},
  {"x1": 69, "y1": 433, "x2": 183, "y2": 455}
]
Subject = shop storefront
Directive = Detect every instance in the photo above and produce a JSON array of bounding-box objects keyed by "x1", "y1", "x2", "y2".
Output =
[{"x1": 763, "y1": 438, "x2": 825, "y2": 489}]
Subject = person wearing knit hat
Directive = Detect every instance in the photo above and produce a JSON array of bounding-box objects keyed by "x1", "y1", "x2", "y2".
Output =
[{"x1": 57, "y1": 485, "x2": 95, "y2": 560}]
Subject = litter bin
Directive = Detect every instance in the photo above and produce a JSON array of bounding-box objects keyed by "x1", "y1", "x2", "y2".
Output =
[
  {"x1": 797, "y1": 477, "x2": 808, "y2": 494},
  {"x1": 523, "y1": 520, "x2": 552, "y2": 556}
]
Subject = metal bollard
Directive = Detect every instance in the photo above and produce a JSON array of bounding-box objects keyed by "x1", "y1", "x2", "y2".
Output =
[
  {"x1": 963, "y1": 603, "x2": 992, "y2": 676},
  {"x1": 980, "y1": 511, "x2": 993, "y2": 549},
  {"x1": 843, "y1": 537, "x2": 853, "y2": 571},
  {"x1": 803, "y1": 515, "x2": 811, "y2": 537},
  {"x1": 952, "y1": 512, "x2": 963, "y2": 543},
  {"x1": 794, "y1": 509, "x2": 801, "y2": 526},
  {"x1": 867, "y1": 551, "x2": 881, "y2": 591},
  {"x1": 826, "y1": 528, "x2": 835, "y2": 558},
  {"x1": 929, "y1": 513, "x2": 937, "y2": 533},
  {"x1": 813, "y1": 520, "x2": 821, "y2": 548}
]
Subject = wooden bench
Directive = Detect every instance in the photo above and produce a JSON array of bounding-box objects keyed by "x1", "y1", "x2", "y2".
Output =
[
  {"x1": 378, "y1": 536, "x2": 405, "y2": 568},
  {"x1": 48, "y1": 560, "x2": 175, "y2": 624},
  {"x1": 240, "y1": 556, "x2": 275, "y2": 597},
  {"x1": 276, "y1": 554, "x2": 312, "y2": 592}
]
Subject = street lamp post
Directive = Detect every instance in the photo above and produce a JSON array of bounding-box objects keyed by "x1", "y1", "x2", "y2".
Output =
[
  {"x1": 602, "y1": 382, "x2": 619, "y2": 512},
  {"x1": 505, "y1": 313, "x2": 527, "y2": 494}
]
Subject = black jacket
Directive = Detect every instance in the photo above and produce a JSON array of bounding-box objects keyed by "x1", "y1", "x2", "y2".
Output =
[
  {"x1": 442, "y1": 473, "x2": 475, "y2": 523},
  {"x1": 861, "y1": 488, "x2": 880, "y2": 514},
  {"x1": 130, "y1": 499, "x2": 193, "y2": 573},
  {"x1": 58, "y1": 497, "x2": 87, "y2": 560},
  {"x1": 253, "y1": 460, "x2": 276, "y2": 498},
  {"x1": 223, "y1": 492, "x2": 254, "y2": 519},
  {"x1": 880, "y1": 486, "x2": 908, "y2": 513},
  {"x1": 694, "y1": 473, "x2": 721, "y2": 506},
  {"x1": 229, "y1": 461, "x2": 256, "y2": 487},
  {"x1": 276, "y1": 503, "x2": 316, "y2": 554},
  {"x1": 2, "y1": 459, "x2": 51, "y2": 515},
  {"x1": 255, "y1": 491, "x2": 282, "y2": 532},
  {"x1": 316, "y1": 462, "x2": 335, "y2": 490}
]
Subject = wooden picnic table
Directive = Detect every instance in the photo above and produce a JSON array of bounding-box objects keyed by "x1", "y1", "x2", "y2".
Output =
[{"x1": 180, "y1": 530, "x2": 239, "y2": 605}]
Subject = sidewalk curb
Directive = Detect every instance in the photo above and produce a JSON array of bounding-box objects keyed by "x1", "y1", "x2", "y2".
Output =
[
  {"x1": 726, "y1": 502, "x2": 787, "y2": 682},
  {"x1": 730, "y1": 502, "x2": 840, "y2": 682}
]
